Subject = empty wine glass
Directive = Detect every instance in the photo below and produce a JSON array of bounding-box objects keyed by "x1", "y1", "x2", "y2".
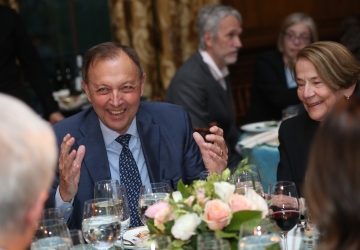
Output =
[
  {"x1": 238, "y1": 218, "x2": 281, "y2": 249},
  {"x1": 69, "y1": 229, "x2": 86, "y2": 250},
  {"x1": 31, "y1": 219, "x2": 71, "y2": 249},
  {"x1": 234, "y1": 172, "x2": 264, "y2": 197},
  {"x1": 197, "y1": 232, "x2": 231, "y2": 250},
  {"x1": 41, "y1": 207, "x2": 64, "y2": 220},
  {"x1": 267, "y1": 181, "x2": 300, "y2": 250},
  {"x1": 138, "y1": 183, "x2": 171, "y2": 225},
  {"x1": 82, "y1": 198, "x2": 121, "y2": 250}
]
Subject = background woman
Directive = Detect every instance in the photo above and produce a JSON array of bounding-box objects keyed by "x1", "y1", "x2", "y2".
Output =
[
  {"x1": 277, "y1": 41, "x2": 360, "y2": 196},
  {"x1": 305, "y1": 97, "x2": 360, "y2": 250},
  {"x1": 243, "y1": 13, "x2": 318, "y2": 124}
]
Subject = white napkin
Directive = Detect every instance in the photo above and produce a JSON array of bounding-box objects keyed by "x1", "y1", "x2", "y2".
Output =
[{"x1": 238, "y1": 128, "x2": 279, "y2": 151}]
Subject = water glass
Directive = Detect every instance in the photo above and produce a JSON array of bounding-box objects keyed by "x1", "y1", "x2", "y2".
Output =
[
  {"x1": 138, "y1": 183, "x2": 171, "y2": 225},
  {"x1": 197, "y1": 232, "x2": 231, "y2": 250},
  {"x1": 234, "y1": 173, "x2": 264, "y2": 197},
  {"x1": 69, "y1": 229, "x2": 86, "y2": 250},
  {"x1": 31, "y1": 219, "x2": 71, "y2": 249},
  {"x1": 238, "y1": 218, "x2": 281, "y2": 250}
]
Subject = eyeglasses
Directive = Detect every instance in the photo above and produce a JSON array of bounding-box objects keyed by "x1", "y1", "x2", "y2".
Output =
[{"x1": 283, "y1": 32, "x2": 310, "y2": 44}]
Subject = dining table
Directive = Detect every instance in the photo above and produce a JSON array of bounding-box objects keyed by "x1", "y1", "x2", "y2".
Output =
[{"x1": 238, "y1": 121, "x2": 281, "y2": 192}]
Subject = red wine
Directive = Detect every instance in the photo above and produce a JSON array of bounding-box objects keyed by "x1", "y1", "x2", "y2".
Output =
[{"x1": 270, "y1": 210, "x2": 299, "y2": 231}]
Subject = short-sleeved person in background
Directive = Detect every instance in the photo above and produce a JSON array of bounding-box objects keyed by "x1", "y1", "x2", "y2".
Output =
[
  {"x1": 0, "y1": 6, "x2": 64, "y2": 124},
  {"x1": 165, "y1": 5, "x2": 243, "y2": 170},
  {"x1": 243, "y1": 13, "x2": 318, "y2": 124},
  {"x1": 48, "y1": 42, "x2": 228, "y2": 230},
  {"x1": 0, "y1": 93, "x2": 57, "y2": 250}
]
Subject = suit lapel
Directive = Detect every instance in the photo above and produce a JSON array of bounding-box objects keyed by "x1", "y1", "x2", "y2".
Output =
[
  {"x1": 77, "y1": 109, "x2": 111, "y2": 184},
  {"x1": 136, "y1": 105, "x2": 161, "y2": 183}
]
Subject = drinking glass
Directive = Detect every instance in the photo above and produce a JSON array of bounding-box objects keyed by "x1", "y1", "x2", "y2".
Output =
[
  {"x1": 144, "y1": 235, "x2": 172, "y2": 249},
  {"x1": 197, "y1": 232, "x2": 231, "y2": 250},
  {"x1": 234, "y1": 173, "x2": 264, "y2": 197},
  {"x1": 138, "y1": 183, "x2": 171, "y2": 225},
  {"x1": 267, "y1": 181, "x2": 300, "y2": 250},
  {"x1": 42, "y1": 207, "x2": 64, "y2": 220},
  {"x1": 82, "y1": 198, "x2": 121, "y2": 250},
  {"x1": 69, "y1": 229, "x2": 86, "y2": 250},
  {"x1": 31, "y1": 219, "x2": 71, "y2": 249},
  {"x1": 238, "y1": 218, "x2": 281, "y2": 250}
]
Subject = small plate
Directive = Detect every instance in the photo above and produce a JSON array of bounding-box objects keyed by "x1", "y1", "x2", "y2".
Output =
[
  {"x1": 122, "y1": 226, "x2": 149, "y2": 250},
  {"x1": 241, "y1": 121, "x2": 279, "y2": 133}
]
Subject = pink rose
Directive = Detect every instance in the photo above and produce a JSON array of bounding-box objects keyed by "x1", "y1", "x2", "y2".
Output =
[
  {"x1": 145, "y1": 201, "x2": 169, "y2": 218},
  {"x1": 184, "y1": 195, "x2": 195, "y2": 207},
  {"x1": 154, "y1": 206, "x2": 173, "y2": 230},
  {"x1": 196, "y1": 188, "x2": 208, "y2": 205},
  {"x1": 202, "y1": 199, "x2": 232, "y2": 230},
  {"x1": 228, "y1": 194, "x2": 255, "y2": 212}
]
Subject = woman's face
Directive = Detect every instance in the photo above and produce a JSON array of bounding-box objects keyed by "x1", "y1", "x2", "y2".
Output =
[
  {"x1": 296, "y1": 58, "x2": 347, "y2": 122},
  {"x1": 283, "y1": 23, "x2": 311, "y2": 60}
]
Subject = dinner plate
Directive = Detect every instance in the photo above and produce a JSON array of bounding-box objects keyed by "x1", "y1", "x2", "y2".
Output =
[
  {"x1": 240, "y1": 121, "x2": 279, "y2": 133},
  {"x1": 120, "y1": 226, "x2": 149, "y2": 250}
]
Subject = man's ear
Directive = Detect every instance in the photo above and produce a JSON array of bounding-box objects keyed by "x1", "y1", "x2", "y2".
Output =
[
  {"x1": 24, "y1": 191, "x2": 49, "y2": 230},
  {"x1": 204, "y1": 31, "x2": 213, "y2": 48}
]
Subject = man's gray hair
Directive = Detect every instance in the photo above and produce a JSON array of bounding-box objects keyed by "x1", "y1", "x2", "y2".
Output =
[
  {"x1": 197, "y1": 4, "x2": 242, "y2": 50},
  {"x1": 0, "y1": 94, "x2": 57, "y2": 233}
]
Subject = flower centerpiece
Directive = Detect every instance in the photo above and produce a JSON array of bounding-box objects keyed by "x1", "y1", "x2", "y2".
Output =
[{"x1": 144, "y1": 165, "x2": 270, "y2": 249}]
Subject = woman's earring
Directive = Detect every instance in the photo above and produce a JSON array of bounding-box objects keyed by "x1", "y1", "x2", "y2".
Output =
[{"x1": 346, "y1": 95, "x2": 350, "y2": 100}]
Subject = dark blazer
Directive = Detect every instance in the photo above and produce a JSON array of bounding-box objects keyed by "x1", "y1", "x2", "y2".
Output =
[
  {"x1": 277, "y1": 113, "x2": 319, "y2": 196},
  {"x1": 0, "y1": 6, "x2": 59, "y2": 116},
  {"x1": 165, "y1": 51, "x2": 241, "y2": 169},
  {"x1": 242, "y1": 50, "x2": 301, "y2": 125},
  {"x1": 48, "y1": 102, "x2": 205, "y2": 229}
]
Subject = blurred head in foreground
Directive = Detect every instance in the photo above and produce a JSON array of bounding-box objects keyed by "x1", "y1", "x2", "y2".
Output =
[
  {"x1": 305, "y1": 97, "x2": 360, "y2": 250},
  {"x1": 0, "y1": 94, "x2": 57, "y2": 250}
]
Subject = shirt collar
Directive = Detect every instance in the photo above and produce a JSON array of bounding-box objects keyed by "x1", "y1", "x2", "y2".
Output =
[
  {"x1": 199, "y1": 49, "x2": 229, "y2": 81},
  {"x1": 99, "y1": 117, "x2": 138, "y2": 146}
]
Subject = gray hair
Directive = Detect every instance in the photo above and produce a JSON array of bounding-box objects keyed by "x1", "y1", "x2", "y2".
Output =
[
  {"x1": 197, "y1": 5, "x2": 242, "y2": 50},
  {"x1": 0, "y1": 94, "x2": 57, "y2": 233}
]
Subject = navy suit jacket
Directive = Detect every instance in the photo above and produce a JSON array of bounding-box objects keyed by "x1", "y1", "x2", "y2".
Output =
[
  {"x1": 165, "y1": 51, "x2": 241, "y2": 169},
  {"x1": 48, "y1": 101, "x2": 205, "y2": 229}
]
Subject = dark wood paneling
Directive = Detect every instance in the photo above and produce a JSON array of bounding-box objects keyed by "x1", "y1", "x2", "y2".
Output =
[{"x1": 222, "y1": 0, "x2": 360, "y2": 125}]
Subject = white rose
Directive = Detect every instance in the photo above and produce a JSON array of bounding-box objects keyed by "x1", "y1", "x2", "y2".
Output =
[
  {"x1": 172, "y1": 191, "x2": 183, "y2": 203},
  {"x1": 244, "y1": 189, "x2": 268, "y2": 218},
  {"x1": 171, "y1": 213, "x2": 201, "y2": 241},
  {"x1": 214, "y1": 181, "x2": 235, "y2": 202}
]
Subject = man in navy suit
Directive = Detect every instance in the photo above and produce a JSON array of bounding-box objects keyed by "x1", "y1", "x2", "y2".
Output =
[{"x1": 48, "y1": 42, "x2": 228, "y2": 230}]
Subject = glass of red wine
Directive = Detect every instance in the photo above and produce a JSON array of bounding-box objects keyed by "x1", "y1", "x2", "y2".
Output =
[{"x1": 267, "y1": 181, "x2": 300, "y2": 250}]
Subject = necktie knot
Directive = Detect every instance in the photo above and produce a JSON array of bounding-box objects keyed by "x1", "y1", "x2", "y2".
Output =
[{"x1": 115, "y1": 134, "x2": 131, "y2": 148}]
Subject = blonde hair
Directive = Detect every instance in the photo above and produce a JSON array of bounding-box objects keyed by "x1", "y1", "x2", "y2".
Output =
[
  {"x1": 277, "y1": 12, "x2": 318, "y2": 53},
  {"x1": 291, "y1": 41, "x2": 360, "y2": 90}
]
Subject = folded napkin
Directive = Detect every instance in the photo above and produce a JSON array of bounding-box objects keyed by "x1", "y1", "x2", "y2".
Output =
[{"x1": 238, "y1": 128, "x2": 279, "y2": 151}]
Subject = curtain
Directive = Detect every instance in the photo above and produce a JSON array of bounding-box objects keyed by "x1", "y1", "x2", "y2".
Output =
[{"x1": 108, "y1": 0, "x2": 219, "y2": 101}]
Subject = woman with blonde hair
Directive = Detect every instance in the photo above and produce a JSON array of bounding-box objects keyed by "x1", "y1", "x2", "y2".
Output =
[{"x1": 243, "y1": 13, "x2": 318, "y2": 124}]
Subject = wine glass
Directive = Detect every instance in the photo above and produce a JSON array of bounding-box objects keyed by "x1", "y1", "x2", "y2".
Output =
[
  {"x1": 144, "y1": 235, "x2": 172, "y2": 249},
  {"x1": 197, "y1": 232, "x2": 231, "y2": 250},
  {"x1": 82, "y1": 198, "x2": 121, "y2": 250},
  {"x1": 31, "y1": 219, "x2": 71, "y2": 249},
  {"x1": 41, "y1": 207, "x2": 64, "y2": 220},
  {"x1": 267, "y1": 181, "x2": 300, "y2": 250},
  {"x1": 138, "y1": 183, "x2": 171, "y2": 225},
  {"x1": 238, "y1": 218, "x2": 281, "y2": 249},
  {"x1": 233, "y1": 172, "x2": 264, "y2": 197},
  {"x1": 94, "y1": 179, "x2": 131, "y2": 248}
]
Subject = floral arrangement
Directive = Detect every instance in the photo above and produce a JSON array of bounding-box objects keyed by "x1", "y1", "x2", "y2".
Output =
[{"x1": 144, "y1": 167, "x2": 269, "y2": 249}]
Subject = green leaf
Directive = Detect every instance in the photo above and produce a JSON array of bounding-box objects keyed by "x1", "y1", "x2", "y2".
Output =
[
  {"x1": 146, "y1": 219, "x2": 161, "y2": 234},
  {"x1": 163, "y1": 220, "x2": 175, "y2": 235},
  {"x1": 230, "y1": 239, "x2": 238, "y2": 250},
  {"x1": 225, "y1": 210, "x2": 262, "y2": 232},
  {"x1": 215, "y1": 230, "x2": 238, "y2": 239},
  {"x1": 177, "y1": 179, "x2": 190, "y2": 198}
]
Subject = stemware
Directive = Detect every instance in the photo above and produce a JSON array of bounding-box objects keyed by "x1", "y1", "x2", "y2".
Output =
[
  {"x1": 82, "y1": 198, "x2": 121, "y2": 250},
  {"x1": 197, "y1": 232, "x2": 231, "y2": 250},
  {"x1": 138, "y1": 183, "x2": 171, "y2": 225},
  {"x1": 267, "y1": 181, "x2": 300, "y2": 250},
  {"x1": 41, "y1": 207, "x2": 64, "y2": 220},
  {"x1": 233, "y1": 172, "x2": 264, "y2": 197},
  {"x1": 31, "y1": 219, "x2": 71, "y2": 249},
  {"x1": 144, "y1": 235, "x2": 172, "y2": 249},
  {"x1": 238, "y1": 218, "x2": 281, "y2": 250}
]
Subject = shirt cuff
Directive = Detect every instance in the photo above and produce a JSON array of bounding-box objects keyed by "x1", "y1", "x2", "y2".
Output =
[{"x1": 55, "y1": 186, "x2": 74, "y2": 222}]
